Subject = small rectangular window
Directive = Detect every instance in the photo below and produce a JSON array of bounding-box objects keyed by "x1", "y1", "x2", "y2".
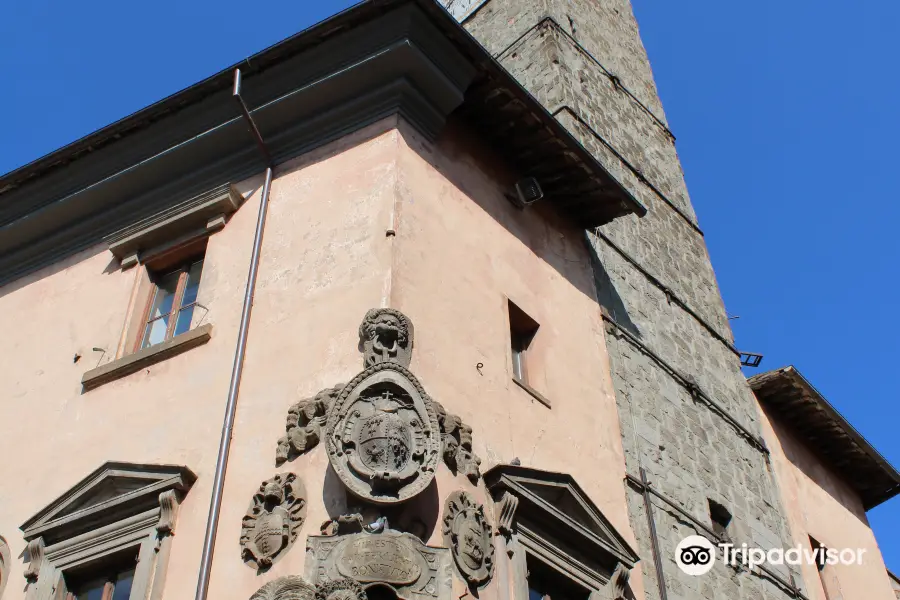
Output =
[
  {"x1": 508, "y1": 300, "x2": 539, "y2": 384},
  {"x1": 809, "y1": 536, "x2": 843, "y2": 600},
  {"x1": 708, "y1": 499, "x2": 732, "y2": 539},
  {"x1": 139, "y1": 247, "x2": 205, "y2": 350}
]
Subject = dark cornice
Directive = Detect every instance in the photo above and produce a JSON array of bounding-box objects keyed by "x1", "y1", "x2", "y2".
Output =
[
  {"x1": 0, "y1": 0, "x2": 644, "y2": 286},
  {"x1": 749, "y1": 366, "x2": 900, "y2": 510}
]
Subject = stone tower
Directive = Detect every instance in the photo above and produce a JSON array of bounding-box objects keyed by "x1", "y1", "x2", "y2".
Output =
[{"x1": 442, "y1": 1, "x2": 806, "y2": 598}]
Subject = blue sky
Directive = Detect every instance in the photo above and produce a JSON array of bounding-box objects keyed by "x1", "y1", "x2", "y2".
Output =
[{"x1": 2, "y1": 0, "x2": 897, "y2": 575}]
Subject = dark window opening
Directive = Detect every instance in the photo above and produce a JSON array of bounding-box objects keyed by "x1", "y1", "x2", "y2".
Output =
[
  {"x1": 526, "y1": 554, "x2": 590, "y2": 600},
  {"x1": 64, "y1": 550, "x2": 138, "y2": 600},
  {"x1": 139, "y1": 241, "x2": 206, "y2": 350},
  {"x1": 509, "y1": 300, "x2": 539, "y2": 384},
  {"x1": 708, "y1": 499, "x2": 732, "y2": 539},
  {"x1": 809, "y1": 536, "x2": 843, "y2": 600},
  {"x1": 365, "y1": 585, "x2": 400, "y2": 600}
]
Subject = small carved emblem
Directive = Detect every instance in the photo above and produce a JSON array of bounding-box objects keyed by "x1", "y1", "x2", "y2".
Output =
[
  {"x1": 326, "y1": 364, "x2": 441, "y2": 504},
  {"x1": 442, "y1": 492, "x2": 494, "y2": 588},
  {"x1": 277, "y1": 385, "x2": 344, "y2": 465},
  {"x1": 360, "y1": 308, "x2": 414, "y2": 368},
  {"x1": 240, "y1": 473, "x2": 307, "y2": 570},
  {"x1": 250, "y1": 576, "x2": 316, "y2": 600},
  {"x1": 315, "y1": 579, "x2": 367, "y2": 600}
]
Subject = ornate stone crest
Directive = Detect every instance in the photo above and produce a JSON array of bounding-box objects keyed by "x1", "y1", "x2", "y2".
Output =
[
  {"x1": 441, "y1": 492, "x2": 494, "y2": 588},
  {"x1": 250, "y1": 576, "x2": 316, "y2": 600},
  {"x1": 240, "y1": 473, "x2": 307, "y2": 570},
  {"x1": 306, "y1": 530, "x2": 452, "y2": 600},
  {"x1": 360, "y1": 308, "x2": 413, "y2": 368},
  {"x1": 326, "y1": 364, "x2": 441, "y2": 504}
]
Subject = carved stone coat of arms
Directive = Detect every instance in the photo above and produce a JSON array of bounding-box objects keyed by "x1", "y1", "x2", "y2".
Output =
[
  {"x1": 240, "y1": 473, "x2": 307, "y2": 570},
  {"x1": 442, "y1": 491, "x2": 494, "y2": 589}
]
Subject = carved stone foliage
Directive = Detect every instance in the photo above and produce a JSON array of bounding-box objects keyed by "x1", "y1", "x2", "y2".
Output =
[
  {"x1": 326, "y1": 363, "x2": 441, "y2": 504},
  {"x1": 433, "y1": 401, "x2": 481, "y2": 483},
  {"x1": 307, "y1": 530, "x2": 452, "y2": 600},
  {"x1": 241, "y1": 473, "x2": 307, "y2": 570},
  {"x1": 360, "y1": 308, "x2": 414, "y2": 368},
  {"x1": 315, "y1": 578, "x2": 367, "y2": 600},
  {"x1": 441, "y1": 492, "x2": 494, "y2": 588},
  {"x1": 250, "y1": 576, "x2": 316, "y2": 600},
  {"x1": 277, "y1": 385, "x2": 345, "y2": 466}
]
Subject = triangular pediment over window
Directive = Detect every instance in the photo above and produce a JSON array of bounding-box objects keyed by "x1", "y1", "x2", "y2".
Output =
[
  {"x1": 484, "y1": 465, "x2": 639, "y2": 572},
  {"x1": 21, "y1": 462, "x2": 196, "y2": 544}
]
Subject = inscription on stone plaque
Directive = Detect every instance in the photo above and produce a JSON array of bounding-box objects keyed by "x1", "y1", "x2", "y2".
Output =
[
  {"x1": 337, "y1": 536, "x2": 422, "y2": 584},
  {"x1": 306, "y1": 531, "x2": 452, "y2": 600}
]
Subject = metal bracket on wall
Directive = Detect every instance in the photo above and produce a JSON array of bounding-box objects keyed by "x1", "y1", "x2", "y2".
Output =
[{"x1": 603, "y1": 314, "x2": 768, "y2": 455}]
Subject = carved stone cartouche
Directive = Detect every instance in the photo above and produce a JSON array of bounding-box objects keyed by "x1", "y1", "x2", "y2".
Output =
[
  {"x1": 307, "y1": 529, "x2": 452, "y2": 600},
  {"x1": 277, "y1": 385, "x2": 344, "y2": 465},
  {"x1": 441, "y1": 491, "x2": 494, "y2": 589},
  {"x1": 326, "y1": 364, "x2": 441, "y2": 504},
  {"x1": 360, "y1": 308, "x2": 414, "y2": 369},
  {"x1": 250, "y1": 576, "x2": 316, "y2": 600},
  {"x1": 240, "y1": 473, "x2": 307, "y2": 570}
]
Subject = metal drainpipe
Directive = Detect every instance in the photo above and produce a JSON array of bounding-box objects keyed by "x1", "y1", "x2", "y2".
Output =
[
  {"x1": 194, "y1": 68, "x2": 273, "y2": 600},
  {"x1": 640, "y1": 467, "x2": 670, "y2": 600}
]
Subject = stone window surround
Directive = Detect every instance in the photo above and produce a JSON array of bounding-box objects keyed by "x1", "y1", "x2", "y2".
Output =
[
  {"x1": 485, "y1": 465, "x2": 638, "y2": 600},
  {"x1": 79, "y1": 183, "x2": 243, "y2": 392},
  {"x1": 20, "y1": 463, "x2": 195, "y2": 600}
]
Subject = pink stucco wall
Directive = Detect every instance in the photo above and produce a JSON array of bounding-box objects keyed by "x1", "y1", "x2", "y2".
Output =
[
  {"x1": 0, "y1": 116, "x2": 640, "y2": 600},
  {"x1": 757, "y1": 402, "x2": 895, "y2": 599}
]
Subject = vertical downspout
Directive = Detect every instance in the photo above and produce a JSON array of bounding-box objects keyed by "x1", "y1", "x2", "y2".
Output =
[
  {"x1": 640, "y1": 467, "x2": 669, "y2": 600},
  {"x1": 194, "y1": 68, "x2": 273, "y2": 600}
]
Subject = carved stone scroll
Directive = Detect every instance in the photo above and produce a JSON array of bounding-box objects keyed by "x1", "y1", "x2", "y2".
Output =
[
  {"x1": 609, "y1": 563, "x2": 630, "y2": 600},
  {"x1": 240, "y1": 473, "x2": 307, "y2": 570},
  {"x1": 23, "y1": 538, "x2": 44, "y2": 583},
  {"x1": 495, "y1": 491, "x2": 519, "y2": 541},
  {"x1": 250, "y1": 576, "x2": 316, "y2": 600},
  {"x1": 157, "y1": 490, "x2": 180, "y2": 536},
  {"x1": 326, "y1": 364, "x2": 441, "y2": 504},
  {"x1": 360, "y1": 309, "x2": 414, "y2": 368},
  {"x1": 306, "y1": 531, "x2": 452, "y2": 600},
  {"x1": 441, "y1": 492, "x2": 494, "y2": 588},
  {"x1": 433, "y1": 402, "x2": 481, "y2": 483},
  {"x1": 277, "y1": 385, "x2": 345, "y2": 465}
]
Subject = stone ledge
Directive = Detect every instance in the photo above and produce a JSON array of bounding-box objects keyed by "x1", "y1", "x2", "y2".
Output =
[
  {"x1": 81, "y1": 324, "x2": 213, "y2": 392},
  {"x1": 512, "y1": 377, "x2": 552, "y2": 408}
]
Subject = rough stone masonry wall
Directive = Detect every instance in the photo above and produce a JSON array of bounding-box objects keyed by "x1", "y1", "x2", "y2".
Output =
[{"x1": 442, "y1": 1, "x2": 808, "y2": 599}]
